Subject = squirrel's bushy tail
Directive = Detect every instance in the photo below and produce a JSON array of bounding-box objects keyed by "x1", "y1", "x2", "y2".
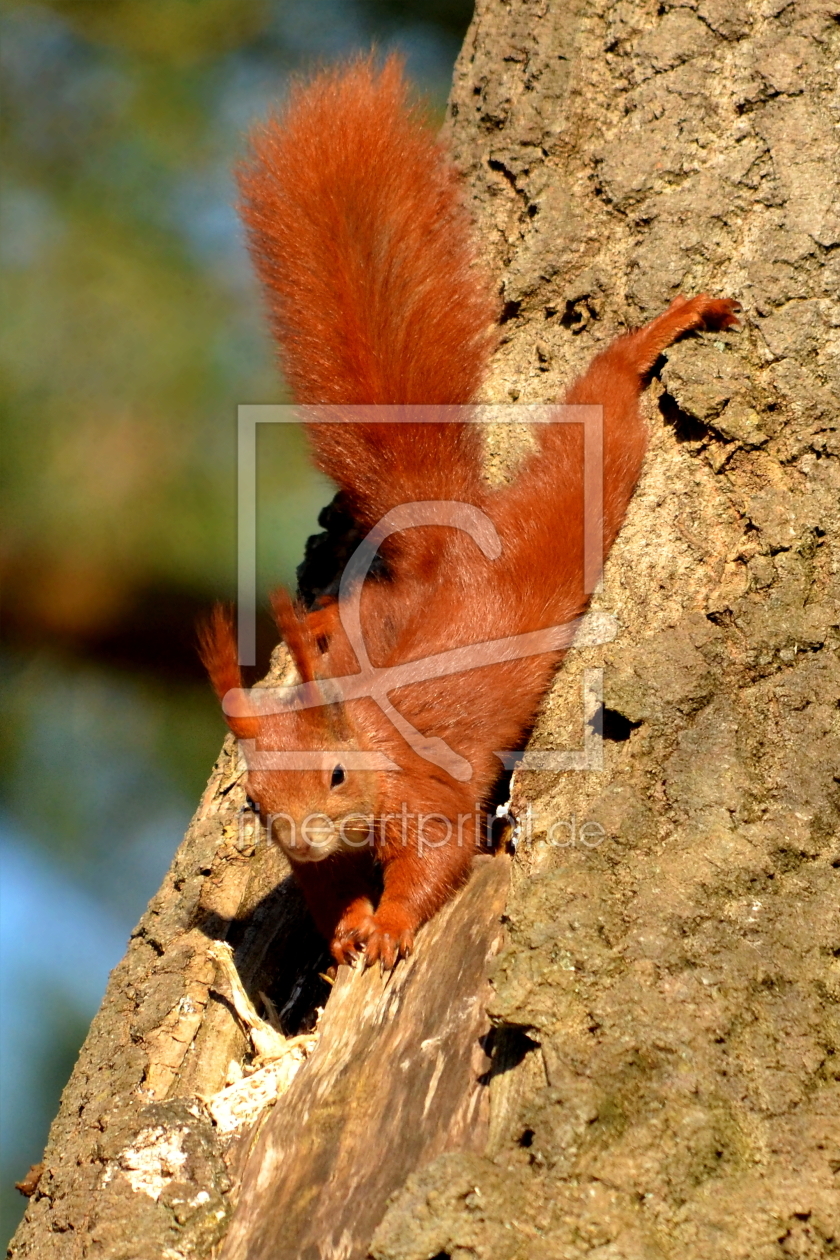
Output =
[{"x1": 237, "y1": 55, "x2": 497, "y2": 523}]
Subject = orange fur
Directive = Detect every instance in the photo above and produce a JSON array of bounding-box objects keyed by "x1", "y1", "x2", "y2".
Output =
[
  {"x1": 203, "y1": 57, "x2": 741, "y2": 968},
  {"x1": 197, "y1": 605, "x2": 259, "y2": 741},
  {"x1": 269, "y1": 589, "x2": 318, "y2": 684},
  {"x1": 236, "y1": 54, "x2": 497, "y2": 533}
]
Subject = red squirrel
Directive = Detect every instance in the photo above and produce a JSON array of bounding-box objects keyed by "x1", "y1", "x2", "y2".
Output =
[{"x1": 200, "y1": 56, "x2": 740, "y2": 968}]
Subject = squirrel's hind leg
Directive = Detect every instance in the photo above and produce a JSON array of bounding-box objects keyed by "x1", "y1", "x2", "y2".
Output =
[{"x1": 619, "y1": 294, "x2": 741, "y2": 378}]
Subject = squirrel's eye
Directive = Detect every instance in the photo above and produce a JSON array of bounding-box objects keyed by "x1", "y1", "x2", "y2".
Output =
[
  {"x1": 245, "y1": 794, "x2": 260, "y2": 813},
  {"x1": 330, "y1": 763, "x2": 346, "y2": 789}
]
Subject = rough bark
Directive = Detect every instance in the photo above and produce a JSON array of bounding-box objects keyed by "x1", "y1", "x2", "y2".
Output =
[
  {"x1": 10, "y1": 1, "x2": 839, "y2": 1258},
  {"x1": 219, "y1": 856, "x2": 510, "y2": 1260}
]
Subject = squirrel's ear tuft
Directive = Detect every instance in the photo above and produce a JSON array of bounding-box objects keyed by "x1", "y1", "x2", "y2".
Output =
[
  {"x1": 197, "y1": 604, "x2": 260, "y2": 740},
  {"x1": 270, "y1": 588, "x2": 319, "y2": 684}
]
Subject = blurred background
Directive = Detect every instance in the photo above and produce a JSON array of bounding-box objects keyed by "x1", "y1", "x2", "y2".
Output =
[{"x1": 0, "y1": 0, "x2": 473, "y2": 1242}]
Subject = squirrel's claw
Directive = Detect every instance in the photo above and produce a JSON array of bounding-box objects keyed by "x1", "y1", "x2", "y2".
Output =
[
  {"x1": 331, "y1": 931, "x2": 366, "y2": 967},
  {"x1": 362, "y1": 926, "x2": 414, "y2": 972},
  {"x1": 332, "y1": 906, "x2": 415, "y2": 971},
  {"x1": 693, "y1": 295, "x2": 742, "y2": 331}
]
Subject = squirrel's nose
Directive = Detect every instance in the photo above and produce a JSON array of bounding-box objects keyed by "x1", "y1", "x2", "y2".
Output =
[
  {"x1": 270, "y1": 814, "x2": 338, "y2": 861},
  {"x1": 298, "y1": 826, "x2": 337, "y2": 857}
]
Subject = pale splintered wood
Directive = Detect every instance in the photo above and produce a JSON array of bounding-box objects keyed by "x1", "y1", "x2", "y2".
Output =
[{"x1": 221, "y1": 854, "x2": 510, "y2": 1260}]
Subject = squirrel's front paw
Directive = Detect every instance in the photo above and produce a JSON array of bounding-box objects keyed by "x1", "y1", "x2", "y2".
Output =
[
  {"x1": 331, "y1": 902, "x2": 376, "y2": 966},
  {"x1": 332, "y1": 904, "x2": 415, "y2": 970},
  {"x1": 363, "y1": 907, "x2": 415, "y2": 971}
]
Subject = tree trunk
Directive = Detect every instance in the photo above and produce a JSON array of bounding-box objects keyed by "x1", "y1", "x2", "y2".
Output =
[{"x1": 11, "y1": 1, "x2": 839, "y2": 1257}]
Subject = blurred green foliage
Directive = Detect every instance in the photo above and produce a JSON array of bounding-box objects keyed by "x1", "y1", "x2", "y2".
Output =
[
  {"x1": 1, "y1": 0, "x2": 312, "y2": 624},
  {"x1": 24, "y1": 0, "x2": 275, "y2": 63}
]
